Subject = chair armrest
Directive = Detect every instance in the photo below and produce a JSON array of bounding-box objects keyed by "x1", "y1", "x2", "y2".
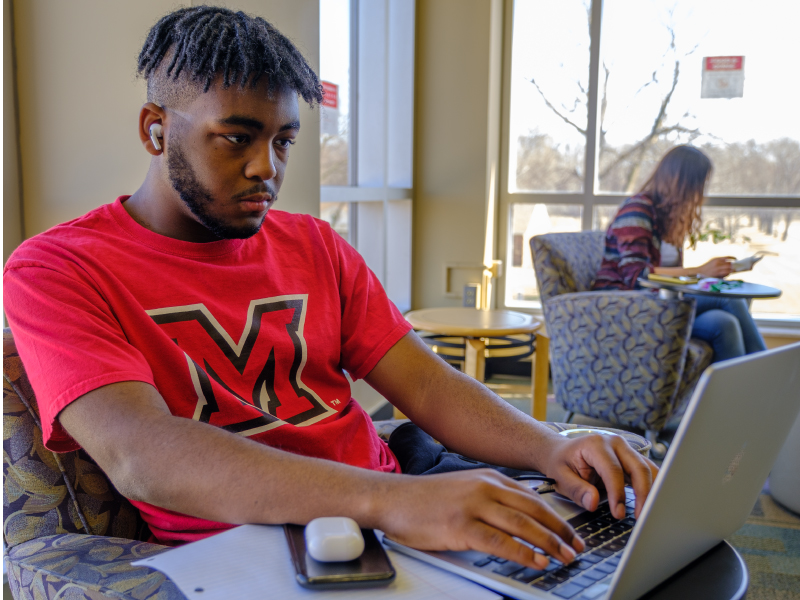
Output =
[{"x1": 4, "y1": 533, "x2": 184, "y2": 600}]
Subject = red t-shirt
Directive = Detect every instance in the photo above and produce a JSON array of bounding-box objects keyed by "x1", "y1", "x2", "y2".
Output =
[{"x1": 3, "y1": 197, "x2": 412, "y2": 544}]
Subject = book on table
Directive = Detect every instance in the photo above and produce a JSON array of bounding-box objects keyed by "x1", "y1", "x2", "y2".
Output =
[{"x1": 647, "y1": 274, "x2": 698, "y2": 285}]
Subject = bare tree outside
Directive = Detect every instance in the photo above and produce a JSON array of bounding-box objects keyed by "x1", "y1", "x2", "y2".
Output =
[
  {"x1": 321, "y1": 132, "x2": 349, "y2": 187},
  {"x1": 514, "y1": 0, "x2": 800, "y2": 198},
  {"x1": 521, "y1": 1, "x2": 705, "y2": 193}
]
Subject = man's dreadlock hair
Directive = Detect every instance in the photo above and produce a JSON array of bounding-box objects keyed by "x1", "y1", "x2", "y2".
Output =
[{"x1": 137, "y1": 6, "x2": 323, "y2": 108}]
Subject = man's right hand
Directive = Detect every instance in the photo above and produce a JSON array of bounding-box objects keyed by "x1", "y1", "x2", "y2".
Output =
[{"x1": 376, "y1": 469, "x2": 584, "y2": 569}]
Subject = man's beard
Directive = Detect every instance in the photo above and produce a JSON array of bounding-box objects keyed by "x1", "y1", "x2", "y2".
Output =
[{"x1": 166, "y1": 141, "x2": 269, "y2": 240}]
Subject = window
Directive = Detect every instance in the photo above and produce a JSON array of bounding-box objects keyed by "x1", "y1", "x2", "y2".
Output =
[
  {"x1": 507, "y1": 1, "x2": 589, "y2": 194},
  {"x1": 319, "y1": 0, "x2": 415, "y2": 313},
  {"x1": 507, "y1": 203, "x2": 582, "y2": 303},
  {"x1": 501, "y1": 0, "x2": 800, "y2": 323},
  {"x1": 320, "y1": 0, "x2": 352, "y2": 188},
  {"x1": 683, "y1": 208, "x2": 800, "y2": 318}
]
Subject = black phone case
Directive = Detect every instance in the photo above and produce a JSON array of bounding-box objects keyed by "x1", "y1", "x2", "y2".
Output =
[{"x1": 284, "y1": 524, "x2": 396, "y2": 590}]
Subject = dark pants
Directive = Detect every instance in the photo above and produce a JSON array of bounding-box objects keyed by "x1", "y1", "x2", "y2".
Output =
[{"x1": 388, "y1": 421, "x2": 543, "y2": 479}]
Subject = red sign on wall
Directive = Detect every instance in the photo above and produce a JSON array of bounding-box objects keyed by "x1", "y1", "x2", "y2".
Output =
[
  {"x1": 705, "y1": 56, "x2": 743, "y2": 71},
  {"x1": 321, "y1": 81, "x2": 338, "y2": 109}
]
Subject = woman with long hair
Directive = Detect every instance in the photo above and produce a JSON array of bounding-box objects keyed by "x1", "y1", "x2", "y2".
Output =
[{"x1": 592, "y1": 145, "x2": 766, "y2": 362}]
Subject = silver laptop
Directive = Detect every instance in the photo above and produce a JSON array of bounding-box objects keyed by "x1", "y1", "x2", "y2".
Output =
[{"x1": 384, "y1": 342, "x2": 800, "y2": 600}]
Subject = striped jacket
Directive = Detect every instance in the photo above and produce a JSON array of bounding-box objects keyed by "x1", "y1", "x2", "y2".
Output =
[{"x1": 592, "y1": 194, "x2": 663, "y2": 291}]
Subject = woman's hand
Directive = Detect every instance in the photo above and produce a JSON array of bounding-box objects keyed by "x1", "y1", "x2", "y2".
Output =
[{"x1": 697, "y1": 257, "x2": 735, "y2": 278}]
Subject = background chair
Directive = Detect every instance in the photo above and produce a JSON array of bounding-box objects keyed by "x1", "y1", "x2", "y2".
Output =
[{"x1": 530, "y1": 232, "x2": 713, "y2": 458}]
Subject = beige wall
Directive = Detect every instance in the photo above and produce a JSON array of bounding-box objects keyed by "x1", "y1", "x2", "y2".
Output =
[
  {"x1": 3, "y1": 0, "x2": 23, "y2": 265},
  {"x1": 412, "y1": 0, "x2": 503, "y2": 309},
  {"x1": 4, "y1": 0, "x2": 320, "y2": 250},
  {"x1": 12, "y1": 0, "x2": 162, "y2": 237}
]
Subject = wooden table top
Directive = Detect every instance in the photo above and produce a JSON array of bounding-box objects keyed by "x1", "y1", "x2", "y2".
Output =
[{"x1": 404, "y1": 307, "x2": 541, "y2": 337}]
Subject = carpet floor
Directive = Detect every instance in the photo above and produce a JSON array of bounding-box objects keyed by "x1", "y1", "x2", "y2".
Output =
[{"x1": 731, "y1": 484, "x2": 800, "y2": 600}]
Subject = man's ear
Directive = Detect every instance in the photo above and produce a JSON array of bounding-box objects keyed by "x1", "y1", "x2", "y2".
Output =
[{"x1": 139, "y1": 103, "x2": 167, "y2": 156}]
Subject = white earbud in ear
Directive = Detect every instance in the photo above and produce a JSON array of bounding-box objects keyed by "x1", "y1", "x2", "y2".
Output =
[{"x1": 149, "y1": 123, "x2": 163, "y2": 151}]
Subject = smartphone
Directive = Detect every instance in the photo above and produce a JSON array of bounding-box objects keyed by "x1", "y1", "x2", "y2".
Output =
[{"x1": 284, "y1": 524, "x2": 396, "y2": 590}]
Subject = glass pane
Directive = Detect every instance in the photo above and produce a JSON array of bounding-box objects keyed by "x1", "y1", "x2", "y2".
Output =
[
  {"x1": 592, "y1": 205, "x2": 618, "y2": 233},
  {"x1": 598, "y1": 0, "x2": 800, "y2": 196},
  {"x1": 684, "y1": 208, "x2": 800, "y2": 318},
  {"x1": 320, "y1": 202, "x2": 350, "y2": 240},
  {"x1": 506, "y1": 204, "x2": 583, "y2": 307},
  {"x1": 508, "y1": 0, "x2": 590, "y2": 193},
  {"x1": 320, "y1": 0, "x2": 351, "y2": 186}
]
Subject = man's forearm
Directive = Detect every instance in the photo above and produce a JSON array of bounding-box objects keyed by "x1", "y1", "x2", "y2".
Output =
[
  {"x1": 407, "y1": 365, "x2": 561, "y2": 471},
  {"x1": 60, "y1": 381, "x2": 402, "y2": 529},
  {"x1": 366, "y1": 333, "x2": 562, "y2": 473}
]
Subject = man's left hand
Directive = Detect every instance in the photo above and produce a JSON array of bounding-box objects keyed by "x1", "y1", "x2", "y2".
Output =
[{"x1": 542, "y1": 433, "x2": 659, "y2": 519}]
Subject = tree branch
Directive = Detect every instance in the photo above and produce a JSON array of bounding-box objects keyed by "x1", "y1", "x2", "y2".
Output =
[
  {"x1": 598, "y1": 124, "x2": 700, "y2": 179},
  {"x1": 599, "y1": 61, "x2": 610, "y2": 149},
  {"x1": 528, "y1": 77, "x2": 587, "y2": 137}
]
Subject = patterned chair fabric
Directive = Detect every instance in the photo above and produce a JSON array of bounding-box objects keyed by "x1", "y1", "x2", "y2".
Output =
[
  {"x1": 531, "y1": 231, "x2": 606, "y2": 303},
  {"x1": 670, "y1": 337, "x2": 714, "y2": 419},
  {"x1": 3, "y1": 328, "x2": 650, "y2": 600},
  {"x1": 3, "y1": 328, "x2": 177, "y2": 599},
  {"x1": 5, "y1": 535, "x2": 183, "y2": 600},
  {"x1": 531, "y1": 234, "x2": 713, "y2": 432},
  {"x1": 3, "y1": 330, "x2": 147, "y2": 548}
]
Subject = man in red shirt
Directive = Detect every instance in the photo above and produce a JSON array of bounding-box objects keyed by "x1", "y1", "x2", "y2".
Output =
[{"x1": 3, "y1": 6, "x2": 656, "y2": 570}]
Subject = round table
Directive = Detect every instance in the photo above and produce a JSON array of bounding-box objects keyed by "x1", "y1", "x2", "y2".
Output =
[
  {"x1": 636, "y1": 541, "x2": 748, "y2": 600},
  {"x1": 404, "y1": 307, "x2": 549, "y2": 421},
  {"x1": 638, "y1": 278, "x2": 782, "y2": 301}
]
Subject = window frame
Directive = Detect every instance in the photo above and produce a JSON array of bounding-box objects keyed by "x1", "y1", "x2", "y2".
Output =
[
  {"x1": 497, "y1": 0, "x2": 800, "y2": 329},
  {"x1": 320, "y1": 0, "x2": 415, "y2": 313}
]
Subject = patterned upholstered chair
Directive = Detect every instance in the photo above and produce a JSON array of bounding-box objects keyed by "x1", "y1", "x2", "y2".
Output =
[
  {"x1": 3, "y1": 329, "x2": 184, "y2": 600},
  {"x1": 530, "y1": 232, "x2": 713, "y2": 458},
  {"x1": 4, "y1": 327, "x2": 650, "y2": 599}
]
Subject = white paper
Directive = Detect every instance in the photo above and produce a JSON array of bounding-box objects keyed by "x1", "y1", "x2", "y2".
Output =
[{"x1": 132, "y1": 524, "x2": 500, "y2": 600}]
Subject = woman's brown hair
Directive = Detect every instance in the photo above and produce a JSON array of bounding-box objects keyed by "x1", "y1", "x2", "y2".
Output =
[{"x1": 638, "y1": 145, "x2": 713, "y2": 247}]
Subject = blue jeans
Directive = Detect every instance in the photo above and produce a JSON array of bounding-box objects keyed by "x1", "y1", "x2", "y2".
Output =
[{"x1": 691, "y1": 296, "x2": 766, "y2": 363}]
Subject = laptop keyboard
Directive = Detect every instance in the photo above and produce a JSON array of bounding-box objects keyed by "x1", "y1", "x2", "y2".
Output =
[{"x1": 470, "y1": 488, "x2": 637, "y2": 599}]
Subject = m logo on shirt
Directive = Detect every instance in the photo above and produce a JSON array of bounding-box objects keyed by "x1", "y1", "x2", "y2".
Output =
[{"x1": 147, "y1": 295, "x2": 335, "y2": 436}]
